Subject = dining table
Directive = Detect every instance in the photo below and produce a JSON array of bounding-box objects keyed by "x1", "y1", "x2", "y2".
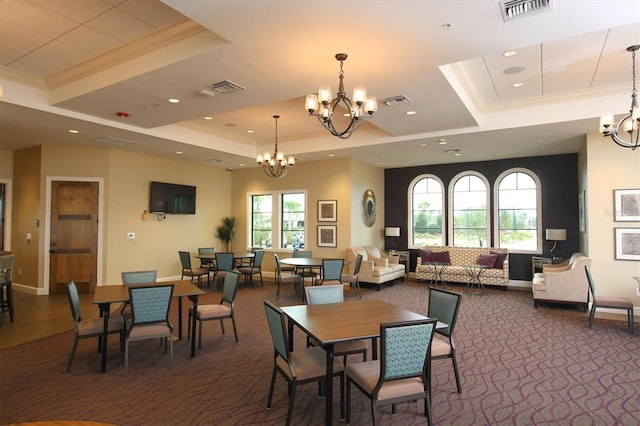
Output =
[
  {"x1": 280, "y1": 299, "x2": 434, "y2": 425},
  {"x1": 92, "y1": 280, "x2": 204, "y2": 373},
  {"x1": 194, "y1": 252, "x2": 255, "y2": 268}
]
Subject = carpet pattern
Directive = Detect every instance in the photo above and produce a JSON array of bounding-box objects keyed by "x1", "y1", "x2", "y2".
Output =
[{"x1": 1, "y1": 279, "x2": 639, "y2": 425}]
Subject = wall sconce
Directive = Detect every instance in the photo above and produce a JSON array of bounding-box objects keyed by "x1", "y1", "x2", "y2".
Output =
[
  {"x1": 545, "y1": 228, "x2": 566, "y2": 259},
  {"x1": 385, "y1": 226, "x2": 401, "y2": 253},
  {"x1": 141, "y1": 210, "x2": 148, "y2": 220}
]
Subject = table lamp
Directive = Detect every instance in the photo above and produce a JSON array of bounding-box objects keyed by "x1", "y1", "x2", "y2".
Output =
[
  {"x1": 385, "y1": 227, "x2": 400, "y2": 253},
  {"x1": 545, "y1": 228, "x2": 566, "y2": 259}
]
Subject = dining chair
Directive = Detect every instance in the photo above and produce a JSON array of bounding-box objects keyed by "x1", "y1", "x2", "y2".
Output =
[
  {"x1": 0, "y1": 254, "x2": 16, "y2": 326},
  {"x1": 341, "y1": 253, "x2": 363, "y2": 299},
  {"x1": 264, "y1": 300, "x2": 345, "y2": 426},
  {"x1": 585, "y1": 266, "x2": 635, "y2": 334},
  {"x1": 198, "y1": 247, "x2": 217, "y2": 273},
  {"x1": 274, "y1": 254, "x2": 303, "y2": 300},
  {"x1": 428, "y1": 287, "x2": 463, "y2": 394},
  {"x1": 124, "y1": 284, "x2": 174, "y2": 376},
  {"x1": 293, "y1": 249, "x2": 318, "y2": 284},
  {"x1": 315, "y1": 258, "x2": 344, "y2": 286},
  {"x1": 179, "y1": 251, "x2": 210, "y2": 288},
  {"x1": 188, "y1": 270, "x2": 241, "y2": 348},
  {"x1": 345, "y1": 318, "x2": 438, "y2": 426},
  {"x1": 65, "y1": 280, "x2": 125, "y2": 373},
  {"x1": 119, "y1": 269, "x2": 158, "y2": 317},
  {"x1": 238, "y1": 249, "x2": 264, "y2": 288},
  {"x1": 304, "y1": 285, "x2": 368, "y2": 364},
  {"x1": 213, "y1": 252, "x2": 236, "y2": 291}
]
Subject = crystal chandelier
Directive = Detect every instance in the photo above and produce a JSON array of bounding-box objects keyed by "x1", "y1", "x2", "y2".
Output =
[
  {"x1": 305, "y1": 53, "x2": 377, "y2": 139},
  {"x1": 600, "y1": 45, "x2": 640, "y2": 150},
  {"x1": 256, "y1": 115, "x2": 294, "y2": 178}
]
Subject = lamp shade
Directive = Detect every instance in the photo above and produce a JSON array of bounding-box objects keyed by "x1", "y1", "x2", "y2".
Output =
[
  {"x1": 385, "y1": 227, "x2": 400, "y2": 237},
  {"x1": 545, "y1": 229, "x2": 566, "y2": 241}
]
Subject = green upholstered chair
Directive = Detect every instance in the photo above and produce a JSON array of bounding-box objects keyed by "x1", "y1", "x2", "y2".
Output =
[
  {"x1": 428, "y1": 287, "x2": 463, "y2": 394},
  {"x1": 341, "y1": 253, "x2": 363, "y2": 299},
  {"x1": 238, "y1": 249, "x2": 264, "y2": 288},
  {"x1": 274, "y1": 254, "x2": 303, "y2": 301}
]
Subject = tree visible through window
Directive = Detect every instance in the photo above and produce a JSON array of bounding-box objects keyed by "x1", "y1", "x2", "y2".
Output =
[
  {"x1": 251, "y1": 194, "x2": 272, "y2": 248},
  {"x1": 281, "y1": 193, "x2": 305, "y2": 249},
  {"x1": 497, "y1": 170, "x2": 540, "y2": 252},
  {"x1": 411, "y1": 176, "x2": 444, "y2": 246},
  {"x1": 451, "y1": 173, "x2": 488, "y2": 247}
]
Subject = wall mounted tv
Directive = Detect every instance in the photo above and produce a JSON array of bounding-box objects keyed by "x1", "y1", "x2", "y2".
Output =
[{"x1": 149, "y1": 181, "x2": 196, "y2": 214}]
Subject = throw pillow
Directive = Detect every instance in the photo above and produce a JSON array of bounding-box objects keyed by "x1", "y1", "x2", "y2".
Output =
[
  {"x1": 418, "y1": 248, "x2": 432, "y2": 263},
  {"x1": 432, "y1": 251, "x2": 451, "y2": 264},
  {"x1": 477, "y1": 253, "x2": 498, "y2": 268},
  {"x1": 490, "y1": 251, "x2": 508, "y2": 269}
]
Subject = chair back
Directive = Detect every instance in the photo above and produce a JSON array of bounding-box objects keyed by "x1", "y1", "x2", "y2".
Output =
[
  {"x1": 352, "y1": 254, "x2": 363, "y2": 275},
  {"x1": 129, "y1": 284, "x2": 174, "y2": 325},
  {"x1": 378, "y1": 319, "x2": 436, "y2": 385},
  {"x1": 305, "y1": 285, "x2": 344, "y2": 305},
  {"x1": 585, "y1": 266, "x2": 596, "y2": 298},
  {"x1": 122, "y1": 270, "x2": 157, "y2": 285},
  {"x1": 264, "y1": 300, "x2": 290, "y2": 363},
  {"x1": 428, "y1": 288, "x2": 462, "y2": 338},
  {"x1": 274, "y1": 254, "x2": 283, "y2": 277},
  {"x1": 178, "y1": 251, "x2": 192, "y2": 270},
  {"x1": 216, "y1": 252, "x2": 235, "y2": 271},
  {"x1": 321, "y1": 259, "x2": 344, "y2": 281},
  {"x1": 221, "y1": 270, "x2": 241, "y2": 304},
  {"x1": 252, "y1": 250, "x2": 265, "y2": 268},
  {"x1": 198, "y1": 247, "x2": 215, "y2": 267},
  {"x1": 65, "y1": 280, "x2": 82, "y2": 326},
  {"x1": 0, "y1": 254, "x2": 15, "y2": 283},
  {"x1": 294, "y1": 250, "x2": 312, "y2": 259}
]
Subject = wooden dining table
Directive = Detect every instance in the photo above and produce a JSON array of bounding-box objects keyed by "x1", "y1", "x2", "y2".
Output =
[
  {"x1": 92, "y1": 280, "x2": 204, "y2": 373},
  {"x1": 280, "y1": 299, "x2": 430, "y2": 425},
  {"x1": 194, "y1": 252, "x2": 255, "y2": 267}
]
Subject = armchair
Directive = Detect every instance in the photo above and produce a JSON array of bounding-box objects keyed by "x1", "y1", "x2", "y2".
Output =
[{"x1": 532, "y1": 254, "x2": 591, "y2": 311}]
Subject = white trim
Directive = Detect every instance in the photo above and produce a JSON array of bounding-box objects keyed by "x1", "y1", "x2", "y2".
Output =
[
  {"x1": 247, "y1": 189, "x2": 307, "y2": 250},
  {"x1": 407, "y1": 174, "x2": 445, "y2": 248},
  {"x1": 0, "y1": 179, "x2": 12, "y2": 252},
  {"x1": 448, "y1": 171, "x2": 490, "y2": 247},
  {"x1": 44, "y1": 177, "x2": 104, "y2": 294}
]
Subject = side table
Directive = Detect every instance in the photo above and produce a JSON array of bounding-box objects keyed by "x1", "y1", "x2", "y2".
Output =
[{"x1": 390, "y1": 250, "x2": 410, "y2": 277}]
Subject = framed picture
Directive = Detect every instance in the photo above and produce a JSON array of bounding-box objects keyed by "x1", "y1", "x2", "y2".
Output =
[
  {"x1": 318, "y1": 200, "x2": 337, "y2": 222},
  {"x1": 614, "y1": 189, "x2": 640, "y2": 221},
  {"x1": 318, "y1": 225, "x2": 337, "y2": 247},
  {"x1": 615, "y1": 228, "x2": 640, "y2": 261}
]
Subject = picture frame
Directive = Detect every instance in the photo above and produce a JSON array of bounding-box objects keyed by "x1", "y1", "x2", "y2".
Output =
[
  {"x1": 614, "y1": 189, "x2": 640, "y2": 221},
  {"x1": 317, "y1": 225, "x2": 337, "y2": 247},
  {"x1": 318, "y1": 200, "x2": 337, "y2": 222},
  {"x1": 614, "y1": 228, "x2": 640, "y2": 261}
]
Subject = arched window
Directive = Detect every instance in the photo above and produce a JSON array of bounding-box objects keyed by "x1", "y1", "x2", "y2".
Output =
[
  {"x1": 495, "y1": 168, "x2": 541, "y2": 253},
  {"x1": 408, "y1": 175, "x2": 444, "y2": 246},
  {"x1": 450, "y1": 172, "x2": 489, "y2": 247}
]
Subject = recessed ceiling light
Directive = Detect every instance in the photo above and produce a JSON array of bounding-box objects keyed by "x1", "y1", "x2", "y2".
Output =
[
  {"x1": 442, "y1": 23, "x2": 453, "y2": 29},
  {"x1": 420, "y1": 143, "x2": 427, "y2": 147},
  {"x1": 176, "y1": 151, "x2": 183, "y2": 155},
  {"x1": 503, "y1": 50, "x2": 518, "y2": 57},
  {"x1": 454, "y1": 152, "x2": 462, "y2": 156},
  {"x1": 168, "y1": 98, "x2": 180, "y2": 103},
  {"x1": 512, "y1": 82, "x2": 524, "y2": 88},
  {"x1": 68, "y1": 129, "x2": 79, "y2": 134},
  {"x1": 247, "y1": 130, "x2": 254, "y2": 133},
  {"x1": 204, "y1": 116, "x2": 213, "y2": 120},
  {"x1": 438, "y1": 138, "x2": 447, "y2": 145},
  {"x1": 239, "y1": 163, "x2": 245, "y2": 167},
  {"x1": 328, "y1": 154, "x2": 335, "y2": 157},
  {"x1": 406, "y1": 111, "x2": 417, "y2": 115}
]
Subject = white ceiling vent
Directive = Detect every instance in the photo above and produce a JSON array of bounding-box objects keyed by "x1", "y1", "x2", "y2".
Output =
[
  {"x1": 380, "y1": 95, "x2": 412, "y2": 106},
  {"x1": 95, "y1": 136, "x2": 137, "y2": 146},
  {"x1": 500, "y1": 0, "x2": 552, "y2": 22},
  {"x1": 209, "y1": 80, "x2": 245, "y2": 94}
]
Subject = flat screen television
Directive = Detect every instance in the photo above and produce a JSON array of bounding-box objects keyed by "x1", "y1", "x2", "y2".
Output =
[{"x1": 149, "y1": 181, "x2": 196, "y2": 214}]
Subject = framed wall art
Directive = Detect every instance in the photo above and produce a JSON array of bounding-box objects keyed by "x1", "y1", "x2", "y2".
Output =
[
  {"x1": 318, "y1": 200, "x2": 337, "y2": 222},
  {"x1": 614, "y1": 228, "x2": 640, "y2": 261},
  {"x1": 614, "y1": 189, "x2": 640, "y2": 221},
  {"x1": 318, "y1": 225, "x2": 337, "y2": 247}
]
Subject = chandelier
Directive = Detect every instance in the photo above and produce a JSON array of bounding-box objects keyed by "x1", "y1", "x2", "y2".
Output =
[
  {"x1": 600, "y1": 44, "x2": 640, "y2": 150},
  {"x1": 305, "y1": 53, "x2": 377, "y2": 139},
  {"x1": 256, "y1": 115, "x2": 294, "y2": 178}
]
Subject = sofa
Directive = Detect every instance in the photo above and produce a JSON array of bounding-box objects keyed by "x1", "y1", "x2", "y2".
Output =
[
  {"x1": 415, "y1": 246, "x2": 509, "y2": 287},
  {"x1": 532, "y1": 252, "x2": 591, "y2": 311},
  {"x1": 346, "y1": 246, "x2": 405, "y2": 288}
]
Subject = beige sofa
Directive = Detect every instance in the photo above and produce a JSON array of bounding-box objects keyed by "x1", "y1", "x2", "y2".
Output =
[
  {"x1": 532, "y1": 252, "x2": 591, "y2": 311},
  {"x1": 346, "y1": 246, "x2": 405, "y2": 288},
  {"x1": 415, "y1": 246, "x2": 509, "y2": 287}
]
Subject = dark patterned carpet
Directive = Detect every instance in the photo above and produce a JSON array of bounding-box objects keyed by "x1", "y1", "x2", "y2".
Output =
[{"x1": 1, "y1": 278, "x2": 639, "y2": 425}]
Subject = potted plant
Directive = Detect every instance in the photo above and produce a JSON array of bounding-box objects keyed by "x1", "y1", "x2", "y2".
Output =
[{"x1": 215, "y1": 216, "x2": 236, "y2": 252}]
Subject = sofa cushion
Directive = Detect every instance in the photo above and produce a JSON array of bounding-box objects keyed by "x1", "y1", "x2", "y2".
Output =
[
  {"x1": 491, "y1": 251, "x2": 508, "y2": 269},
  {"x1": 432, "y1": 251, "x2": 450, "y2": 264},
  {"x1": 477, "y1": 254, "x2": 498, "y2": 268},
  {"x1": 418, "y1": 248, "x2": 432, "y2": 263}
]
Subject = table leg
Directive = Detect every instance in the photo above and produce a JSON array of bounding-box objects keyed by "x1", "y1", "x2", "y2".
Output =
[
  {"x1": 324, "y1": 343, "x2": 335, "y2": 425},
  {"x1": 177, "y1": 296, "x2": 183, "y2": 340},
  {"x1": 188, "y1": 294, "x2": 199, "y2": 357},
  {"x1": 97, "y1": 302, "x2": 111, "y2": 373},
  {"x1": 287, "y1": 319, "x2": 295, "y2": 352}
]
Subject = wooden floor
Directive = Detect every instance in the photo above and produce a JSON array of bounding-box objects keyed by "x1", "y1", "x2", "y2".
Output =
[{"x1": 0, "y1": 290, "x2": 98, "y2": 349}]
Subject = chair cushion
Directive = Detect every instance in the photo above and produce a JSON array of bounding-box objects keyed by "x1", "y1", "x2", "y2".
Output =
[
  {"x1": 346, "y1": 360, "x2": 425, "y2": 400},
  {"x1": 191, "y1": 304, "x2": 231, "y2": 319},
  {"x1": 430, "y1": 336, "x2": 452, "y2": 357},
  {"x1": 128, "y1": 323, "x2": 171, "y2": 340},
  {"x1": 476, "y1": 254, "x2": 498, "y2": 268},
  {"x1": 596, "y1": 296, "x2": 633, "y2": 309},
  {"x1": 78, "y1": 316, "x2": 123, "y2": 336},
  {"x1": 276, "y1": 346, "x2": 344, "y2": 381}
]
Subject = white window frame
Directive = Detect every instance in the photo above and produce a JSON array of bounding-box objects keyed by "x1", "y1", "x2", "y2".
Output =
[
  {"x1": 407, "y1": 174, "x2": 445, "y2": 248},
  {"x1": 448, "y1": 171, "x2": 490, "y2": 247},
  {"x1": 494, "y1": 168, "x2": 542, "y2": 254},
  {"x1": 247, "y1": 190, "x2": 307, "y2": 251}
]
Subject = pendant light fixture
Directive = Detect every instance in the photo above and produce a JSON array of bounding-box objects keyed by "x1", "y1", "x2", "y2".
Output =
[{"x1": 256, "y1": 115, "x2": 294, "y2": 178}]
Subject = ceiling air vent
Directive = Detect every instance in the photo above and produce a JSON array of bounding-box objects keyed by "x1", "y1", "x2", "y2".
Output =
[
  {"x1": 95, "y1": 136, "x2": 137, "y2": 146},
  {"x1": 209, "y1": 80, "x2": 245, "y2": 94},
  {"x1": 500, "y1": 0, "x2": 552, "y2": 22},
  {"x1": 380, "y1": 95, "x2": 412, "y2": 106}
]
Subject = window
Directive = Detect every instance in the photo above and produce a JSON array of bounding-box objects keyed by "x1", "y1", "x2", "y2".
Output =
[
  {"x1": 249, "y1": 191, "x2": 306, "y2": 249},
  {"x1": 495, "y1": 169, "x2": 541, "y2": 253},
  {"x1": 450, "y1": 172, "x2": 489, "y2": 247},
  {"x1": 409, "y1": 175, "x2": 444, "y2": 246}
]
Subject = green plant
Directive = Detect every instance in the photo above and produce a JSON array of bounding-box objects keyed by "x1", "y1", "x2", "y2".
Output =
[{"x1": 215, "y1": 216, "x2": 237, "y2": 251}]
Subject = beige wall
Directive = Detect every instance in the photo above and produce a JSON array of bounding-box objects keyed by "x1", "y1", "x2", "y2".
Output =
[
  {"x1": 0, "y1": 149, "x2": 13, "y2": 179},
  {"x1": 584, "y1": 132, "x2": 640, "y2": 303}
]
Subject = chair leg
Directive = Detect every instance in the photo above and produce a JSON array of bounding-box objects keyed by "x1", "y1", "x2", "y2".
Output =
[
  {"x1": 169, "y1": 332, "x2": 174, "y2": 369},
  {"x1": 629, "y1": 308, "x2": 635, "y2": 334},
  {"x1": 198, "y1": 319, "x2": 203, "y2": 350},
  {"x1": 124, "y1": 340, "x2": 129, "y2": 376},
  {"x1": 6, "y1": 284, "x2": 13, "y2": 322},
  {"x1": 588, "y1": 304, "x2": 596, "y2": 328},
  {"x1": 286, "y1": 382, "x2": 297, "y2": 426},
  {"x1": 452, "y1": 350, "x2": 462, "y2": 394},
  {"x1": 231, "y1": 315, "x2": 239, "y2": 342},
  {"x1": 267, "y1": 366, "x2": 278, "y2": 409},
  {"x1": 346, "y1": 378, "x2": 352, "y2": 425},
  {"x1": 66, "y1": 336, "x2": 79, "y2": 373}
]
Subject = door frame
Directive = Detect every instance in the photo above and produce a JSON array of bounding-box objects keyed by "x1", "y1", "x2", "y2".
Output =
[
  {"x1": 43, "y1": 176, "x2": 104, "y2": 295},
  {"x1": 0, "y1": 178, "x2": 12, "y2": 253}
]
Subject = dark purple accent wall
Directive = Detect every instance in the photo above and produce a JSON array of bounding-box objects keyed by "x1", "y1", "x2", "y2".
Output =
[{"x1": 384, "y1": 154, "x2": 579, "y2": 281}]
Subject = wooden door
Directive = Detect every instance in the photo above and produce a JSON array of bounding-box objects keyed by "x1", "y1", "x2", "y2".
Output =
[{"x1": 50, "y1": 181, "x2": 99, "y2": 294}]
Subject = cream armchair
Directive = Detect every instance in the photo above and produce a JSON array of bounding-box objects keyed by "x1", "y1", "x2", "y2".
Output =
[
  {"x1": 532, "y1": 254, "x2": 591, "y2": 311},
  {"x1": 346, "y1": 246, "x2": 405, "y2": 289}
]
